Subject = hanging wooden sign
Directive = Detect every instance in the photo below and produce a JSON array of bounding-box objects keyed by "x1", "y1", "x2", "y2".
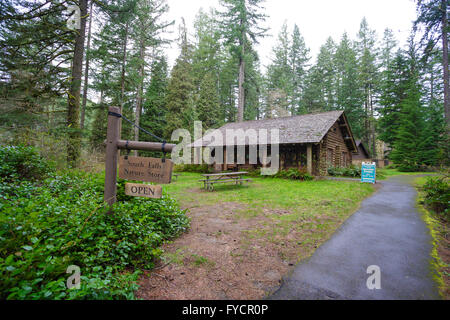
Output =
[
  {"x1": 125, "y1": 183, "x2": 162, "y2": 198},
  {"x1": 119, "y1": 156, "x2": 173, "y2": 184}
]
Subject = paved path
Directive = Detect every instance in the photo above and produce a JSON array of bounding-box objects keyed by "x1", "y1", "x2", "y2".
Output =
[{"x1": 270, "y1": 175, "x2": 440, "y2": 300}]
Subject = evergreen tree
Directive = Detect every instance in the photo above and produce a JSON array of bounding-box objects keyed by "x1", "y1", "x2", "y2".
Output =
[
  {"x1": 192, "y1": 9, "x2": 223, "y2": 127},
  {"x1": 0, "y1": 1, "x2": 75, "y2": 134},
  {"x1": 389, "y1": 40, "x2": 426, "y2": 171},
  {"x1": 130, "y1": 0, "x2": 172, "y2": 149},
  {"x1": 140, "y1": 55, "x2": 169, "y2": 140},
  {"x1": 334, "y1": 32, "x2": 364, "y2": 138},
  {"x1": 243, "y1": 49, "x2": 264, "y2": 120},
  {"x1": 197, "y1": 72, "x2": 221, "y2": 129},
  {"x1": 378, "y1": 50, "x2": 409, "y2": 147},
  {"x1": 266, "y1": 22, "x2": 292, "y2": 117},
  {"x1": 164, "y1": 22, "x2": 195, "y2": 138},
  {"x1": 290, "y1": 24, "x2": 310, "y2": 114},
  {"x1": 414, "y1": 0, "x2": 449, "y2": 131},
  {"x1": 355, "y1": 17, "x2": 379, "y2": 156},
  {"x1": 217, "y1": 0, "x2": 268, "y2": 122},
  {"x1": 302, "y1": 37, "x2": 336, "y2": 112}
]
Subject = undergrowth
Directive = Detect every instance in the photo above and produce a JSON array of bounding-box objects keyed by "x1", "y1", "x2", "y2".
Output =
[{"x1": 0, "y1": 145, "x2": 190, "y2": 299}]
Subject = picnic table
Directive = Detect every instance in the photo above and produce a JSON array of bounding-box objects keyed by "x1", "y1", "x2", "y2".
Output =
[{"x1": 199, "y1": 171, "x2": 252, "y2": 191}]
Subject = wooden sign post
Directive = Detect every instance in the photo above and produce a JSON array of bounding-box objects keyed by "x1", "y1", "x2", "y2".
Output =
[{"x1": 104, "y1": 106, "x2": 175, "y2": 207}]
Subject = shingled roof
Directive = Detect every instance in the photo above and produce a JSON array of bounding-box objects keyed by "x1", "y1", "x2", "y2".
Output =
[{"x1": 191, "y1": 110, "x2": 353, "y2": 147}]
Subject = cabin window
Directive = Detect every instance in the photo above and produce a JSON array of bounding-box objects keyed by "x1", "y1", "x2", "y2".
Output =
[
  {"x1": 284, "y1": 150, "x2": 296, "y2": 167},
  {"x1": 342, "y1": 152, "x2": 347, "y2": 167},
  {"x1": 327, "y1": 148, "x2": 334, "y2": 166}
]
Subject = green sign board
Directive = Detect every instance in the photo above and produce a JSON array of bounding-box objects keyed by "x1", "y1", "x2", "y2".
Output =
[{"x1": 361, "y1": 162, "x2": 376, "y2": 184}]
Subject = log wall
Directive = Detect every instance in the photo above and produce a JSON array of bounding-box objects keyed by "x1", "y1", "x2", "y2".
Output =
[{"x1": 319, "y1": 121, "x2": 353, "y2": 175}]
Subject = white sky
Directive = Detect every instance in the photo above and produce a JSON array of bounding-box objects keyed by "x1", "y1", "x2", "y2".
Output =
[{"x1": 164, "y1": 0, "x2": 418, "y2": 70}]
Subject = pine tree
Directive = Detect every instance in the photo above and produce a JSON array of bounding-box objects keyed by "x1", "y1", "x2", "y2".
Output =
[
  {"x1": 334, "y1": 32, "x2": 364, "y2": 138},
  {"x1": 130, "y1": 0, "x2": 172, "y2": 151},
  {"x1": 414, "y1": 0, "x2": 449, "y2": 131},
  {"x1": 243, "y1": 49, "x2": 263, "y2": 120},
  {"x1": 140, "y1": 55, "x2": 169, "y2": 140},
  {"x1": 191, "y1": 9, "x2": 223, "y2": 127},
  {"x1": 266, "y1": 22, "x2": 292, "y2": 117},
  {"x1": 217, "y1": 0, "x2": 268, "y2": 122},
  {"x1": 389, "y1": 40, "x2": 426, "y2": 171},
  {"x1": 378, "y1": 50, "x2": 409, "y2": 147},
  {"x1": 290, "y1": 24, "x2": 310, "y2": 114},
  {"x1": 164, "y1": 22, "x2": 195, "y2": 138},
  {"x1": 197, "y1": 72, "x2": 221, "y2": 129},
  {"x1": 302, "y1": 37, "x2": 336, "y2": 112},
  {"x1": 0, "y1": 1, "x2": 75, "y2": 140}
]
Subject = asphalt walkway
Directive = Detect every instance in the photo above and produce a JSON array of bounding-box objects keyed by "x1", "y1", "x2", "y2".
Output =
[{"x1": 270, "y1": 175, "x2": 440, "y2": 300}]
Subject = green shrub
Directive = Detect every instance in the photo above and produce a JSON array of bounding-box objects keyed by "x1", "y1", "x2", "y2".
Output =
[
  {"x1": 174, "y1": 164, "x2": 210, "y2": 173},
  {"x1": 246, "y1": 168, "x2": 261, "y2": 177},
  {"x1": 328, "y1": 165, "x2": 361, "y2": 178},
  {"x1": 0, "y1": 145, "x2": 52, "y2": 181},
  {"x1": 273, "y1": 168, "x2": 314, "y2": 181},
  {"x1": 422, "y1": 175, "x2": 449, "y2": 219},
  {"x1": 0, "y1": 145, "x2": 189, "y2": 300}
]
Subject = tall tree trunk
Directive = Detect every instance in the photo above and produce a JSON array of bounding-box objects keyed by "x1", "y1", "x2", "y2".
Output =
[
  {"x1": 238, "y1": 49, "x2": 245, "y2": 122},
  {"x1": 364, "y1": 86, "x2": 370, "y2": 153},
  {"x1": 134, "y1": 37, "x2": 145, "y2": 156},
  {"x1": 80, "y1": 0, "x2": 93, "y2": 130},
  {"x1": 118, "y1": 22, "x2": 129, "y2": 139},
  {"x1": 442, "y1": 0, "x2": 449, "y2": 132},
  {"x1": 370, "y1": 85, "x2": 376, "y2": 158},
  {"x1": 67, "y1": 0, "x2": 88, "y2": 167}
]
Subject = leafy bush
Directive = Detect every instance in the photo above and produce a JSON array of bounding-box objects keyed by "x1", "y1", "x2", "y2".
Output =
[
  {"x1": 422, "y1": 175, "x2": 449, "y2": 219},
  {"x1": 273, "y1": 168, "x2": 314, "y2": 181},
  {"x1": 0, "y1": 145, "x2": 52, "y2": 181},
  {"x1": 246, "y1": 168, "x2": 261, "y2": 177},
  {"x1": 0, "y1": 145, "x2": 189, "y2": 299},
  {"x1": 327, "y1": 165, "x2": 361, "y2": 178}
]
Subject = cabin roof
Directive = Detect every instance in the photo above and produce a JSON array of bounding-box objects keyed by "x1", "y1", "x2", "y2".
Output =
[
  {"x1": 190, "y1": 110, "x2": 356, "y2": 151},
  {"x1": 355, "y1": 140, "x2": 370, "y2": 158}
]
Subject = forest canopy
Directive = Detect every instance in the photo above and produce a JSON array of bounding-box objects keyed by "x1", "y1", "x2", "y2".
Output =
[{"x1": 0, "y1": 0, "x2": 448, "y2": 171}]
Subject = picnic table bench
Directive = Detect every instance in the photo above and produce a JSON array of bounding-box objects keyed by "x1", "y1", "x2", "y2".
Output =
[{"x1": 199, "y1": 171, "x2": 252, "y2": 191}]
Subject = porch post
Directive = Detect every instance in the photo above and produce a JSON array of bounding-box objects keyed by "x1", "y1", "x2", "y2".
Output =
[
  {"x1": 223, "y1": 147, "x2": 227, "y2": 171},
  {"x1": 307, "y1": 144, "x2": 312, "y2": 175}
]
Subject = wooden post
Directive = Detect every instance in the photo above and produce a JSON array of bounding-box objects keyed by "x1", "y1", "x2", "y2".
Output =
[
  {"x1": 307, "y1": 144, "x2": 312, "y2": 175},
  {"x1": 223, "y1": 147, "x2": 227, "y2": 171},
  {"x1": 104, "y1": 106, "x2": 121, "y2": 206}
]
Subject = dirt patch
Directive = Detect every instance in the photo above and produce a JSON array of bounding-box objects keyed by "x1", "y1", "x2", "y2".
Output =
[
  {"x1": 136, "y1": 202, "x2": 292, "y2": 300},
  {"x1": 136, "y1": 196, "x2": 358, "y2": 299}
]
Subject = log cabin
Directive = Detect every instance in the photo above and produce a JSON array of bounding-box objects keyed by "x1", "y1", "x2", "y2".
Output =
[{"x1": 191, "y1": 110, "x2": 358, "y2": 176}]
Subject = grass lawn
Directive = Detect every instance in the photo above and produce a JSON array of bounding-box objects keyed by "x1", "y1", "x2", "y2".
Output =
[
  {"x1": 138, "y1": 172, "x2": 377, "y2": 299},
  {"x1": 378, "y1": 168, "x2": 438, "y2": 179},
  {"x1": 165, "y1": 172, "x2": 375, "y2": 224}
]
